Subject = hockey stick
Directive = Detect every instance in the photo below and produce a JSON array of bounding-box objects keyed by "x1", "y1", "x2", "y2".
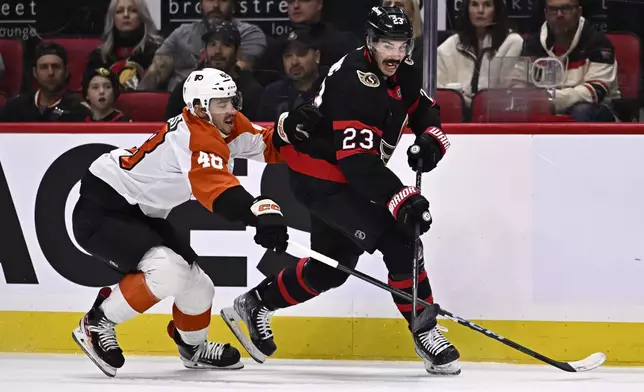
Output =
[
  {"x1": 411, "y1": 157, "x2": 423, "y2": 327},
  {"x1": 286, "y1": 239, "x2": 607, "y2": 373}
]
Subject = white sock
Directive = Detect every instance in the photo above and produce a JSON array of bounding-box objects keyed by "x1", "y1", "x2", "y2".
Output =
[
  {"x1": 177, "y1": 328, "x2": 208, "y2": 346},
  {"x1": 100, "y1": 285, "x2": 140, "y2": 324}
]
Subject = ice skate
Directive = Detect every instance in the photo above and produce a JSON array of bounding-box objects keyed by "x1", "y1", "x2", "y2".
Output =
[
  {"x1": 166, "y1": 320, "x2": 243, "y2": 370},
  {"x1": 414, "y1": 324, "x2": 461, "y2": 375},
  {"x1": 72, "y1": 287, "x2": 125, "y2": 377},
  {"x1": 221, "y1": 290, "x2": 276, "y2": 363}
]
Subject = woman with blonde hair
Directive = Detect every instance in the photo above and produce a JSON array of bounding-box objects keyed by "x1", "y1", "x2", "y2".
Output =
[
  {"x1": 86, "y1": 0, "x2": 164, "y2": 91},
  {"x1": 382, "y1": 0, "x2": 423, "y2": 66}
]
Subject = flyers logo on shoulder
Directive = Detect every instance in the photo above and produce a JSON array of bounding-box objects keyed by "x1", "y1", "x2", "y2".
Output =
[{"x1": 357, "y1": 70, "x2": 380, "y2": 88}]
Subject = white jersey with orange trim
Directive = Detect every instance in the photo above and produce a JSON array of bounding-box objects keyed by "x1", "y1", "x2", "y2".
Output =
[{"x1": 89, "y1": 109, "x2": 282, "y2": 218}]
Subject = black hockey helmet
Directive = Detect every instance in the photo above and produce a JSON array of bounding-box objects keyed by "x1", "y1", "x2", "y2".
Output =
[{"x1": 365, "y1": 6, "x2": 414, "y2": 57}]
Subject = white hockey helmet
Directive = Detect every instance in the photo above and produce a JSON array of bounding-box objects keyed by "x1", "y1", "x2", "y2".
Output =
[{"x1": 183, "y1": 68, "x2": 242, "y2": 122}]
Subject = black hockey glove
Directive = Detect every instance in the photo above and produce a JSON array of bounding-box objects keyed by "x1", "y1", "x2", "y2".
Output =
[
  {"x1": 387, "y1": 186, "x2": 432, "y2": 237},
  {"x1": 251, "y1": 197, "x2": 289, "y2": 254},
  {"x1": 407, "y1": 127, "x2": 450, "y2": 173},
  {"x1": 276, "y1": 103, "x2": 322, "y2": 146}
]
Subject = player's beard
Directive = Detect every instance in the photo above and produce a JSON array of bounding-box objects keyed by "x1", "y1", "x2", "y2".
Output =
[
  {"x1": 287, "y1": 65, "x2": 310, "y2": 81},
  {"x1": 203, "y1": 3, "x2": 232, "y2": 22},
  {"x1": 38, "y1": 78, "x2": 66, "y2": 96},
  {"x1": 206, "y1": 55, "x2": 233, "y2": 72}
]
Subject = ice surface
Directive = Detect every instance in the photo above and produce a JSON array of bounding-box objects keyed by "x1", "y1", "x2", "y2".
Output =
[{"x1": 1, "y1": 354, "x2": 643, "y2": 392}]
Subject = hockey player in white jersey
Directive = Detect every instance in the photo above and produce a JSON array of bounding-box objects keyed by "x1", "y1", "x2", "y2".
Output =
[{"x1": 70, "y1": 69, "x2": 316, "y2": 377}]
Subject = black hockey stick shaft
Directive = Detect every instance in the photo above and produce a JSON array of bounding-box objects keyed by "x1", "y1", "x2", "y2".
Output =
[
  {"x1": 434, "y1": 307, "x2": 581, "y2": 371},
  {"x1": 286, "y1": 240, "x2": 604, "y2": 372},
  {"x1": 411, "y1": 158, "x2": 423, "y2": 324}
]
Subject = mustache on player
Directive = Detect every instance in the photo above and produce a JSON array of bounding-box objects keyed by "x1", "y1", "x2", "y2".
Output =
[{"x1": 383, "y1": 58, "x2": 402, "y2": 66}]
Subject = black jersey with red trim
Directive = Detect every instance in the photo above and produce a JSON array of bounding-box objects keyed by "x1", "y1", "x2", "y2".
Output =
[{"x1": 275, "y1": 47, "x2": 443, "y2": 205}]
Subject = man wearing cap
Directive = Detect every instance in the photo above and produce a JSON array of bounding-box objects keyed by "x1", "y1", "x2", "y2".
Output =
[
  {"x1": 259, "y1": 0, "x2": 360, "y2": 74},
  {"x1": 164, "y1": 20, "x2": 263, "y2": 120},
  {"x1": 0, "y1": 42, "x2": 90, "y2": 122},
  {"x1": 256, "y1": 30, "x2": 324, "y2": 121},
  {"x1": 138, "y1": 0, "x2": 266, "y2": 92}
]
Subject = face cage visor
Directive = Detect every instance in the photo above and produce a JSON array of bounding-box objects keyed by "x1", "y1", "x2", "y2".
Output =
[
  {"x1": 367, "y1": 36, "x2": 414, "y2": 59},
  {"x1": 208, "y1": 91, "x2": 243, "y2": 114}
]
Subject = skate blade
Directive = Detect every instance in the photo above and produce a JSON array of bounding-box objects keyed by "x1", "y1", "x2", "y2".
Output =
[
  {"x1": 425, "y1": 362, "x2": 461, "y2": 376},
  {"x1": 220, "y1": 307, "x2": 267, "y2": 364},
  {"x1": 181, "y1": 358, "x2": 244, "y2": 370},
  {"x1": 414, "y1": 347, "x2": 461, "y2": 376},
  {"x1": 72, "y1": 327, "x2": 117, "y2": 378},
  {"x1": 424, "y1": 360, "x2": 461, "y2": 376}
]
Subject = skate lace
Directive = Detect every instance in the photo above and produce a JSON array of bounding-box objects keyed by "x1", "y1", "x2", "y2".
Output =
[
  {"x1": 196, "y1": 342, "x2": 226, "y2": 361},
  {"x1": 419, "y1": 325, "x2": 451, "y2": 356},
  {"x1": 88, "y1": 317, "x2": 120, "y2": 351},
  {"x1": 256, "y1": 307, "x2": 274, "y2": 339}
]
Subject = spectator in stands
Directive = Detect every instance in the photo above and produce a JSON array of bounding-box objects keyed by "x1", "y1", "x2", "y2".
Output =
[
  {"x1": 139, "y1": 0, "x2": 267, "y2": 92},
  {"x1": 289, "y1": 0, "x2": 361, "y2": 65},
  {"x1": 516, "y1": 0, "x2": 619, "y2": 121},
  {"x1": 0, "y1": 42, "x2": 89, "y2": 122},
  {"x1": 260, "y1": 0, "x2": 360, "y2": 75},
  {"x1": 256, "y1": 30, "x2": 323, "y2": 121},
  {"x1": 437, "y1": 0, "x2": 523, "y2": 108},
  {"x1": 86, "y1": 0, "x2": 164, "y2": 92},
  {"x1": 382, "y1": 0, "x2": 423, "y2": 67},
  {"x1": 164, "y1": 20, "x2": 263, "y2": 120},
  {"x1": 82, "y1": 67, "x2": 132, "y2": 122}
]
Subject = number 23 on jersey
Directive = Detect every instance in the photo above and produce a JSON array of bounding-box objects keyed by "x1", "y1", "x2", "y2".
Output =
[{"x1": 342, "y1": 127, "x2": 374, "y2": 150}]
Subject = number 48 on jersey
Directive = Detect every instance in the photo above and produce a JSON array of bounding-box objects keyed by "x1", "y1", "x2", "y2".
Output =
[{"x1": 198, "y1": 151, "x2": 224, "y2": 169}]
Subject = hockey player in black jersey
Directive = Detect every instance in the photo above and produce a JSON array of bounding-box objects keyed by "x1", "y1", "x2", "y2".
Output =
[{"x1": 222, "y1": 6, "x2": 460, "y2": 375}]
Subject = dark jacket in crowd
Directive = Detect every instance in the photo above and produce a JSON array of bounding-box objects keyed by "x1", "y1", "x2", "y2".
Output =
[
  {"x1": 255, "y1": 70, "x2": 326, "y2": 122},
  {"x1": 0, "y1": 90, "x2": 90, "y2": 122}
]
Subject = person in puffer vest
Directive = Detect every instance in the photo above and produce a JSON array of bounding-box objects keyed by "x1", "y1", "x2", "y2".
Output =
[{"x1": 513, "y1": 0, "x2": 620, "y2": 122}]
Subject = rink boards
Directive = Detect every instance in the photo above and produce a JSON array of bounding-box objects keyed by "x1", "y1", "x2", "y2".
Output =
[{"x1": 1, "y1": 123, "x2": 644, "y2": 366}]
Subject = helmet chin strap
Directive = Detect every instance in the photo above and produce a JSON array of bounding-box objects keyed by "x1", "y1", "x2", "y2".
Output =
[
  {"x1": 205, "y1": 111, "x2": 215, "y2": 125},
  {"x1": 189, "y1": 97, "x2": 216, "y2": 126},
  {"x1": 189, "y1": 106, "x2": 216, "y2": 126},
  {"x1": 200, "y1": 98, "x2": 214, "y2": 125}
]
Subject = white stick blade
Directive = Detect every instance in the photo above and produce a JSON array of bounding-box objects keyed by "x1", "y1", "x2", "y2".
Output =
[{"x1": 569, "y1": 352, "x2": 606, "y2": 372}]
